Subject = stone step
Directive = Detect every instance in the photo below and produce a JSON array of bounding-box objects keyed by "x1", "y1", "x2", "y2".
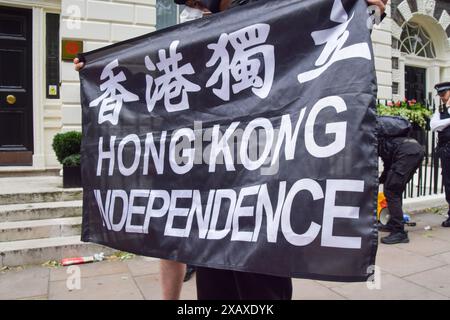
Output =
[
  {"x1": 0, "y1": 236, "x2": 117, "y2": 267},
  {"x1": 0, "y1": 201, "x2": 82, "y2": 223},
  {"x1": 0, "y1": 217, "x2": 82, "y2": 242},
  {"x1": 0, "y1": 167, "x2": 60, "y2": 178},
  {"x1": 0, "y1": 189, "x2": 82, "y2": 205}
]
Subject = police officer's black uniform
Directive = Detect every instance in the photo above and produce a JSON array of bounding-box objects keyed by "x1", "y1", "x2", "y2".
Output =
[
  {"x1": 378, "y1": 116, "x2": 425, "y2": 244},
  {"x1": 436, "y1": 113, "x2": 450, "y2": 226},
  {"x1": 432, "y1": 82, "x2": 450, "y2": 227}
]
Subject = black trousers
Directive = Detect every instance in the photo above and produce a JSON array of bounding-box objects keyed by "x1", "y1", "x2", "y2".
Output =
[
  {"x1": 438, "y1": 143, "x2": 450, "y2": 217},
  {"x1": 384, "y1": 152, "x2": 424, "y2": 232},
  {"x1": 196, "y1": 267, "x2": 292, "y2": 300}
]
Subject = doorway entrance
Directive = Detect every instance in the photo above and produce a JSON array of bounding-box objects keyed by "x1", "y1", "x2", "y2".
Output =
[
  {"x1": 0, "y1": 6, "x2": 33, "y2": 166},
  {"x1": 405, "y1": 66, "x2": 426, "y2": 103}
]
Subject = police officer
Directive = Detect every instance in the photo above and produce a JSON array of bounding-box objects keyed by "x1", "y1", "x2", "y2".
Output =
[
  {"x1": 431, "y1": 82, "x2": 450, "y2": 228},
  {"x1": 378, "y1": 116, "x2": 425, "y2": 244}
]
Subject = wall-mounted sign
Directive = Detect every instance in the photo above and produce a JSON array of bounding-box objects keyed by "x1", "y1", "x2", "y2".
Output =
[
  {"x1": 62, "y1": 39, "x2": 83, "y2": 61},
  {"x1": 48, "y1": 85, "x2": 58, "y2": 96}
]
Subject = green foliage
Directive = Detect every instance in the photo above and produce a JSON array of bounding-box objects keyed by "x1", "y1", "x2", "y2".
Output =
[
  {"x1": 62, "y1": 154, "x2": 81, "y2": 167},
  {"x1": 42, "y1": 260, "x2": 62, "y2": 268},
  {"x1": 52, "y1": 131, "x2": 82, "y2": 164},
  {"x1": 106, "y1": 251, "x2": 135, "y2": 261},
  {"x1": 376, "y1": 100, "x2": 432, "y2": 129}
]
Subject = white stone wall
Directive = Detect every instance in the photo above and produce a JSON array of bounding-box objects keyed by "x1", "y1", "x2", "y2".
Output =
[
  {"x1": 371, "y1": 2, "x2": 393, "y2": 100},
  {"x1": 60, "y1": 0, "x2": 157, "y2": 132}
]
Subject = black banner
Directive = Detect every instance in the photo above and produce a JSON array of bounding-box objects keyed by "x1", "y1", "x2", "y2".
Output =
[{"x1": 79, "y1": 0, "x2": 379, "y2": 282}]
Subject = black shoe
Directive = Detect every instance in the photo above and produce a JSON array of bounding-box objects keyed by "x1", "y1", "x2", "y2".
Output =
[
  {"x1": 381, "y1": 231, "x2": 409, "y2": 244},
  {"x1": 183, "y1": 266, "x2": 196, "y2": 282},
  {"x1": 377, "y1": 223, "x2": 394, "y2": 233},
  {"x1": 442, "y1": 218, "x2": 450, "y2": 228}
]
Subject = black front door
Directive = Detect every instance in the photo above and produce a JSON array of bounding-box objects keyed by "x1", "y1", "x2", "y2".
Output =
[
  {"x1": 0, "y1": 6, "x2": 33, "y2": 166},
  {"x1": 405, "y1": 66, "x2": 426, "y2": 103}
]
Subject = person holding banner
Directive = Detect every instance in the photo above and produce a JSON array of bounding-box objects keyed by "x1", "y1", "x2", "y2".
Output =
[
  {"x1": 377, "y1": 116, "x2": 425, "y2": 244},
  {"x1": 171, "y1": 0, "x2": 388, "y2": 300},
  {"x1": 431, "y1": 82, "x2": 450, "y2": 228},
  {"x1": 73, "y1": 0, "x2": 388, "y2": 301}
]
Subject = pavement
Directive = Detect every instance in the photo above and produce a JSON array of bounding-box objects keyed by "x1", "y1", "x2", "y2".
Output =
[{"x1": 1, "y1": 210, "x2": 450, "y2": 300}]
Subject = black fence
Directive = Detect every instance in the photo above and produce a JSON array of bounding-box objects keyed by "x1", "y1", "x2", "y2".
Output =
[{"x1": 377, "y1": 98, "x2": 444, "y2": 199}]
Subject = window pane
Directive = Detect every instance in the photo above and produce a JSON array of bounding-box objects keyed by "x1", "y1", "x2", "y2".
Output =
[
  {"x1": 400, "y1": 22, "x2": 436, "y2": 58},
  {"x1": 392, "y1": 57, "x2": 399, "y2": 69},
  {"x1": 392, "y1": 82, "x2": 399, "y2": 95},
  {"x1": 156, "y1": 0, "x2": 178, "y2": 30}
]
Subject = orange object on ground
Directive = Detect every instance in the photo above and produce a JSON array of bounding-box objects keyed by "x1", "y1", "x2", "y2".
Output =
[{"x1": 61, "y1": 252, "x2": 104, "y2": 266}]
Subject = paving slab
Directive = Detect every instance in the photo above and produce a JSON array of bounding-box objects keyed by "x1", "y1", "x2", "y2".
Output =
[
  {"x1": 374, "y1": 245, "x2": 446, "y2": 277},
  {"x1": 0, "y1": 267, "x2": 49, "y2": 300},
  {"x1": 126, "y1": 256, "x2": 160, "y2": 277},
  {"x1": 413, "y1": 227, "x2": 450, "y2": 243},
  {"x1": 398, "y1": 231, "x2": 450, "y2": 257},
  {"x1": 292, "y1": 279, "x2": 346, "y2": 300},
  {"x1": 49, "y1": 272, "x2": 143, "y2": 300},
  {"x1": 404, "y1": 265, "x2": 450, "y2": 298},
  {"x1": 430, "y1": 251, "x2": 450, "y2": 264},
  {"x1": 49, "y1": 260, "x2": 129, "y2": 282},
  {"x1": 134, "y1": 273, "x2": 197, "y2": 300},
  {"x1": 407, "y1": 212, "x2": 447, "y2": 230},
  {"x1": 331, "y1": 273, "x2": 448, "y2": 300}
]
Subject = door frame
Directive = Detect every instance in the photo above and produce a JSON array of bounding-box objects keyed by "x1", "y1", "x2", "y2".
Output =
[
  {"x1": 0, "y1": 0, "x2": 62, "y2": 169},
  {"x1": 399, "y1": 53, "x2": 441, "y2": 103}
]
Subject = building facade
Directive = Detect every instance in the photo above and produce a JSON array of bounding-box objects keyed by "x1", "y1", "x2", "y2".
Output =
[{"x1": 0, "y1": 0, "x2": 450, "y2": 170}]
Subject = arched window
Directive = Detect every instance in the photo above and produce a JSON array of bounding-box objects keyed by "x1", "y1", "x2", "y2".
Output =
[{"x1": 400, "y1": 22, "x2": 436, "y2": 58}]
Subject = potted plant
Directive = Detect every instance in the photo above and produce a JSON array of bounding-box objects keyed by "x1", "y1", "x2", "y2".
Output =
[
  {"x1": 376, "y1": 99, "x2": 432, "y2": 146},
  {"x1": 52, "y1": 131, "x2": 82, "y2": 188}
]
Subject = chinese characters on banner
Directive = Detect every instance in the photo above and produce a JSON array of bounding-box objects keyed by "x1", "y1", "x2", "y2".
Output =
[{"x1": 79, "y1": 0, "x2": 378, "y2": 282}]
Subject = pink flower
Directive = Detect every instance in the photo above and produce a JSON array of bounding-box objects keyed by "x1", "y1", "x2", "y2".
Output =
[
  {"x1": 387, "y1": 101, "x2": 394, "y2": 107},
  {"x1": 395, "y1": 101, "x2": 401, "y2": 107}
]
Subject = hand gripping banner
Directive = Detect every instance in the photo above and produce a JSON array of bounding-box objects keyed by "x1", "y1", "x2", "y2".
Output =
[{"x1": 79, "y1": 0, "x2": 379, "y2": 282}]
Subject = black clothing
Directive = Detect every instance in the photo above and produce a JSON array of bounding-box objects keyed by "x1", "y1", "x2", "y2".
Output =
[
  {"x1": 436, "y1": 107, "x2": 450, "y2": 218},
  {"x1": 437, "y1": 108, "x2": 450, "y2": 147},
  {"x1": 443, "y1": 217, "x2": 450, "y2": 228},
  {"x1": 437, "y1": 141, "x2": 450, "y2": 212},
  {"x1": 196, "y1": 267, "x2": 293, "y2": 300},
  {"x1": 379, "y1": 137, "x2": 424, "y2": 232},
  {"x1": 435, "y1": 82, "x2": 450, "y2": 94},
  {"x1": 184, "y1": 265, "x2": 196, "y2": 282},
  {"x1": 380, "y1": 230, "x2": 409, "y2": 244}
]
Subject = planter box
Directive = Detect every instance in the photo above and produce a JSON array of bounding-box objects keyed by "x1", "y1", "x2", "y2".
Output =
[{"x1": 63, "y1": 166, "x2": 81, "y2": 188}]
